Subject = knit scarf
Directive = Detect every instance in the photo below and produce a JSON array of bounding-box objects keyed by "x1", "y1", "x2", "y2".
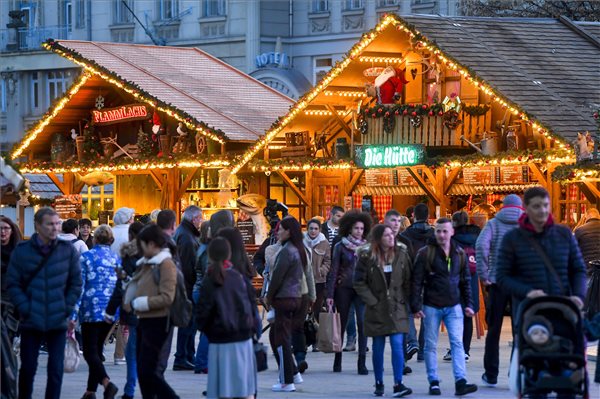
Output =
[
  {"x1": 342, "y1": 235, "x2": 366, "y2": 251},
  {"x1": 303, "y1": 232, "x2": 326, "y2": 249}
]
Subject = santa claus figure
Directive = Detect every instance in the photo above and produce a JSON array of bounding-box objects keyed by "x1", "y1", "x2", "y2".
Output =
[{"x1": 369, "y1": 66, "x2": 409, "y2": 104}]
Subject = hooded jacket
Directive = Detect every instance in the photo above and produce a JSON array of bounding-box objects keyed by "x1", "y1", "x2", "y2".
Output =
[
  {"x1": 475, "y1": 205, "x2": 523, "y2": 283},
  {"x1": 496, "y1": 214, "x2": 587, "y2": 314},
  {"x1": 401, "y1": 221, "x2": 434, "y2": 255},
  {"x1": 574, "y1": 217, "x2": 600, "y2": 269},
  {"x1": 7, "y1": 234, "x2": 82, "y2": 331},
  {"x1": 353, "y1": 242, "x2": 411, "y2": 336},
  {"x1": 58, "y1": 233, "x2": 89, "y2": 256},
  {"x1": 174, "y1": 219, "x2": 200, "y2": 297},
  {"x1": 303, "y1": 232, "x2": 331, "y2": 284}
]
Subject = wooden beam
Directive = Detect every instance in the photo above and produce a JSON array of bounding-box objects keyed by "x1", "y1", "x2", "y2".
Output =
[
  {"x1": 582, "y1": 181, "x2": 600, "y2": 201},
  {"x1": 444, "y1": 168, "x2": 461, "y2": 195},
  {"x1": 149, "y1": 170, "x2": 165, "y2": 190},
  {"x1": 176, "y1": 168, "x2": 199, "y2": 200},
  {"x1": 529, "y1": 164, "x2": 547, "y2": 187},
  {"x1": 325, "y1": 105, "x2": 352, "y2": 136},
  {"x1": 276, "y1": 171, "x2": 310, "y2": 206},
  {"x1": 47, "y1": 173, "x2": 66, "y2": 195},
  {"x1": 346, "y1": 170, "x2": 364, "y2": 196},
  {"x1": 407, "y1": 167, "x2": 442, "y2": 205}
]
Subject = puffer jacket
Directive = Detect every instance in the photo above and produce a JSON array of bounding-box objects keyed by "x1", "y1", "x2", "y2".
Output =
[
  {"x1": 106, "y1": 240, "x2": 141, "y2": 326},
  {"x1": 476, "y1": 205, "x2": 523, "y2": 283},
  {"x1": 453, "y1": 224, "x2": 481, "y2": 313},
  {"x1": 303, "y1": 232, "x2": 331, "y2": 284},
  {"x1": 267, "y1": 241, "x2": 303, "y2": 302},
  {"x1": 72, "y1": 244, "x2": 119, "y2": 323},
  {"x1": 353, "y1": 242, "x2": 411, "y2": 336},
  {"x1": 124, "y1": 248, "x2": 177, "y2": 319},
  {"x1": 496, "y1": 214, "x2": 587, "y2": 313},
  {"x1": 575, "y1": 217, "x2": 600, "y2": 269},
  {"x1": 7, "y1": 234, "x2": 82, "y2": 331}
]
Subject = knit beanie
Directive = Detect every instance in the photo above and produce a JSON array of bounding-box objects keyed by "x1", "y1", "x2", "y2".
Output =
[
  {"x1": 502, "y1": 194, "x2": 522, "y2": 208},
  {"x1": 113, "y1": 207, "x2": 135, "y2": 225}
]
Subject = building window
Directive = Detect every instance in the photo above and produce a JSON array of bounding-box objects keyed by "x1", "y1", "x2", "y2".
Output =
[
  {"x1": 158, "y1": 0, "x2": 178, "y2": 20},
  {"x1": 313, "y1": 57, "x2": 332, "y2": 85},
  {"x1": 30, "y1": 72, "x2": 39, "y2": 112},
  {"x1": 1, "y1": 79, "x2": 6, "y2": 113},
  {"x1": 344, "y1": 0, "x2": 363, "y2": 10},
  {"x1": 75, "y1": 0, "x2": 86, "y2": 28},
  {"x1": 114, "y1": 0, "x2": 133, "y2": 24},
  {"x1": 203, "y1": 0, "x2": 226, "y2": 17},
  {"x1": 377, "y1": 0, "x2": 397, "y2": 6},
  {"x1": 46, "y1": 71, "x2": 70, "y2": 106},
  {"x1": 20, "y1": 4, "x2": 37, "y2": 28},
  {"x1": 312, "y1": 0, "x2": 328, "y2": 13}
]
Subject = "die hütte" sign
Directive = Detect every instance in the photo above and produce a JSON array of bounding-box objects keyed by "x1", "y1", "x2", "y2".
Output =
[{"x1": 92, "y1": 104, "x2": 148, "y2": 126}]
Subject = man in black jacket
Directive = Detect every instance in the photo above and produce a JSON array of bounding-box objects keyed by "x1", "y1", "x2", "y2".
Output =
[
  {"x1": 172, "y1": 206, "x2": 202, "y2": 371},
  {"x1": 411, "y1": 218, "x2": 477, "y2": 396}
]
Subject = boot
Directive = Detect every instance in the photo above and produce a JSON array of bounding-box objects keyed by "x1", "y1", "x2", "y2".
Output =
[
  {"x1": 357, "y1": 354, "x2": 368, "y2": 375},
  {"x1": 333, "y1": 352, "x2": 342, "y2": 372}
]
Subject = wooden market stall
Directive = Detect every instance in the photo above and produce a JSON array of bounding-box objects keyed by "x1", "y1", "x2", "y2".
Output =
[
  {"x1": 233, "y1": 14, "x2": 600, "y2": 225},
  {"x1": 9, "y1": 39, "x2": 294, "y2": 226}
]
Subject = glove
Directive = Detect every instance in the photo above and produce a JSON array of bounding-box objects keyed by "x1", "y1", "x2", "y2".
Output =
[{"x1": 131, "y1": 296, "x2": 150, "y2": 312}]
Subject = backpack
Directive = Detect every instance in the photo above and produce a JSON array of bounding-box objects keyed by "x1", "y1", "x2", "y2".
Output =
[
  {"x1": 463, "y1": 246, "x2": 477, "y2": 275},
  {"x1": 153, "y1": 266, "x2": 193, "y2": 328}
]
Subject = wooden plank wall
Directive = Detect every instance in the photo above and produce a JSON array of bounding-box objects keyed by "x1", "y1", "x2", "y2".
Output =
[{"x1": 115, "y1": 174, "x2": 162, "y2": 215}]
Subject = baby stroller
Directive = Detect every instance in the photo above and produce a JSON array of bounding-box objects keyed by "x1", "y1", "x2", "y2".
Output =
[{"x1": 514, "y1": 296, "x2": 589, "y2": 398}]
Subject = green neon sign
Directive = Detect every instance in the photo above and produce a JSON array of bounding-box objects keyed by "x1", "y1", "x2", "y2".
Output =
[{"x1": 354, "y1": 144, "x2": 425, "y2": 168}]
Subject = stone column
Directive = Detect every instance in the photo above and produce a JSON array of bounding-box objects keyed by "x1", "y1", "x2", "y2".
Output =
[{"x1": 245, "y1": 0, "x2": 260, "y2": 73}]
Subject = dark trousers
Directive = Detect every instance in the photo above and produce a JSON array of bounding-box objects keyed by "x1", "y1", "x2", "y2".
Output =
[
  {"x1": 174, "y1": 313, "x2": 196, "y2": 365},
  {"x1": 463, "y1": 316, "x2": 473, "y2": 355},
  {"x1": 18, "y1": 328, "x2": 66, "y2": 399},
  {"x1": 334, "y1": 286, "x2": 367, "y2": 356},
  {"x1": 157, "y1": 324, "x2": 174, "y2": 375},
  {"x1": 81, "y1": 322, "x2": 113, "y2": 392},
  {"x1": 270, "y1": 297, "x2": 301, "y2": 384},
  {"x1": 483, "y1": 283, "x2": 512, "y2": 379},
  {"x1": 291, "y1": 295, "x2": 310, "y2": 362},
  {"x1": 136, "y1": 317, "x2": 179, "y2": 399},
  {"x1": 312, "y1": 283, "x2": 327, "y2": 321}
]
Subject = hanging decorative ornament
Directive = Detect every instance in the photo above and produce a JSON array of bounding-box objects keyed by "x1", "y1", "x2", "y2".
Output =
[
  {"x1": 410, "y1": 115, "x2": 423, "y2": 128},
  {"x1": 95, "y1": 95, "x2": 105, "y2": 110},
  {"x1": 442, "y1": 94, "x2": 462, "y2": 113},
  {"x1": 359, "y1": 114, "x2": 368, "y2": 135},
  {"x1": 383, "y1": 112, "x2": 395, "y2": 133},
  {"x1": 152, "y1": 110, "x2": 162, "y2": 134}
]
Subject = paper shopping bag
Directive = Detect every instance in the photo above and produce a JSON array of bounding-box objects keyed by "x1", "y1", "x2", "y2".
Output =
[{"x1": 317, "y1": 311, "x2": 342, "y2": 353}]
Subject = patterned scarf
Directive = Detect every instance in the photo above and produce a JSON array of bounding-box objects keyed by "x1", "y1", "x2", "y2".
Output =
[{"x1": 342, "y1": 235, "x2": 366, "y2": 251}]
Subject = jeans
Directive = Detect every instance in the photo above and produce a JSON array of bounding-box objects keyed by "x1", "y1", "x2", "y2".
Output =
[
  {"x1": 335, "y1": 287, "x2": 367, "y2": 355},
  {"x1": 81, "y1": 322, "x2": 113, "y2": 392},
  {"x1": 174, "y1": 308, "x2": 196, "y2": 365},
  {"x1": 483, "y1": 283, "x2": 512, "y2": 379},
  {"x1": 423, "y1": 304, "x2": 467, "y2": 383},
  {"x1": 192, "y1": 290, "x2": 209, "y2": 371},
  {"x1": 19, "y1": 328, "x2": 66, "y2": 399},
  {"x1": 124, "y1": 325, "x2": 137, "y2": 397},
  {"x1": 346, "y1": 302, "x2": 357, "y2": 339},
  {"x1": 372, "y1": 333, "x2": 404, "y2": 385},
  {"x1": 406, "y1": 313, "x2": 418, "y2": 348},
  {"x1": 137, "y1": 317, "x2": 179, "y2": 399}
]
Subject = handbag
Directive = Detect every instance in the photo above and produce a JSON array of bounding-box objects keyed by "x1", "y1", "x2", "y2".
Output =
[
  {"x1": 304, "y1": 314, "x2": 319, "y2": 347},
  {"x1": 253, "y1": 339, "x2": 268, "y2": 372},
  {"x1": 64, "y1": 330, "x2": 81, "y2": 373},
  {"x1": 317, "y1": 306, "x2": 342, "y2": 353}
]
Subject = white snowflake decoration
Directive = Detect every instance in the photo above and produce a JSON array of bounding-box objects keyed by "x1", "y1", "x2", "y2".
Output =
[{"x1": 95, "y1": 95, "x2": 105, "y2": 109}]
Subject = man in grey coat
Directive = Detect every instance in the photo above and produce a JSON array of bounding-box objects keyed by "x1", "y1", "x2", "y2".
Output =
[{"x1": 476, "y1": 194, "x2": 523, "y2": 386}]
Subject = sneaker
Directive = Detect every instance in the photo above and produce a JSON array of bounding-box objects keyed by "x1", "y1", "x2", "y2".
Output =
[
  {"x1": 393, "y1": 383, "x2": 412, "y2": 397},
  {"x1": 293, "y1": 373, "x2": 303, "y2": 384},
  {"x1": 481, "y1": 373, "x2": 497, "y2": 387},
  {"x1": 312, "y1": 346, "x2": 320, "y2": 352},
  {"x1": 298, "y1": 360, "x2": 308, "y2": 374},
  {"x1": 373, "y1": 381, "x2": 384, "y2": 397},
  {"x1": 455, "y1": 379, "x2": 477, "y2": 396},
  {"x1": 403, "y1": 366, "x2": 412, "y2": 375},
  {"x1": 80, "y1": 393, "x2": 96, "y2": 399},
  {"x1": 417, "y1": 352, "x2": 424, "y2": 362},
  {"x1": 405, "y1": 344, "x2": 419, "y2": 361},
  {"x1": 429, "y1": 381, "x2": 441, "y2": 396},
  {"x1": 442, "y1": 348, "x2": 452, "y2": 361},
  {"x1": 343, "y1": 335, "x2": 357, "y2": 352},
  {"x1": 272, "y1": 383, "x2": 296, "y2": 392},
  {"x1": 464, "y1": 353, "x2": 470, "y2": 363},
  {"x1": 114, "y1": 358, "x2": 126, "y2": 366},
  {"x1": 172, "y1": 361, "x2": 194, "y2": 371}
]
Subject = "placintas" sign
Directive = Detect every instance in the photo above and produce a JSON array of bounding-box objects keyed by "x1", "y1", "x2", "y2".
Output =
[
  {"x1": 354, "y1": 144, "x2": 425, "y2": 168},
  {"x1": 92, "y1": 104, "x2": 148, "y2": 125}
]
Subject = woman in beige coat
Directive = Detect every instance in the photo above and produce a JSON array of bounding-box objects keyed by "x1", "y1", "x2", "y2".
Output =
[{"x1": 353, "y1": 224, "x2": 412, "y2": 398}]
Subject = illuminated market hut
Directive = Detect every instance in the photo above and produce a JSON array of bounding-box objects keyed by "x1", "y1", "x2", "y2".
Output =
[
  {"x1": 9, "y1": 39, "x2": 293, "y2": 223},
  {"x1": 234, "y1": 14, "x2": 599, "y2": 225}
]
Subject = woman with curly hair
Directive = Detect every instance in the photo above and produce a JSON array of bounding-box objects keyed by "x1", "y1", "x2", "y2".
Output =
[{"x1": 326, "y1": 210, "x2": 372, "y2": 374}]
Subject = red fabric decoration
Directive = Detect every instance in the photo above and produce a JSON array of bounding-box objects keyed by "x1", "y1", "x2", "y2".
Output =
[
  {"x1": 376, "y1": 68, "x2": 409, "y2": 104},
  {"x1": 152, "y1": 111, "x2": 161, "y2": 126}
]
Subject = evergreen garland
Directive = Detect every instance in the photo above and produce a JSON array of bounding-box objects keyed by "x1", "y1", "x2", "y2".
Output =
[
  {"x1": 82, "y1": 124, "x2": 102, "y2": 161},
  {"x1": 137, "y1": 127, "x2": 158, "y2": 158}
]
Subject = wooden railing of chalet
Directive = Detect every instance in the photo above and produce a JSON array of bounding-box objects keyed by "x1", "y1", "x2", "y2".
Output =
[{"x1": 362, "y1": 110, "x2": 491, "y2": 147}]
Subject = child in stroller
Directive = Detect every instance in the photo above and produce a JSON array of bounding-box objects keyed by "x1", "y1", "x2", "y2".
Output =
[{"x1": 514, "y1": 296, "x2": 588, "y2": 399}]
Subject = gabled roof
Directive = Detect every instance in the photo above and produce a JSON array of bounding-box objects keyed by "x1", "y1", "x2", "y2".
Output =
[{"x1": 235, "y1": 14, "x2": 600, "y2": 172}]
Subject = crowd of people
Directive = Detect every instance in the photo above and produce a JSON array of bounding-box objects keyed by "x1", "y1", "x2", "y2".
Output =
[{"x1": 0, "y1": 185, "x2": 599, "y2": 399}]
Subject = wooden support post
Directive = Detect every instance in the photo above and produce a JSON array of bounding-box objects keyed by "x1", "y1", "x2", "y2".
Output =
[
  {"x1": 47, "y1": 173, "x2": 66, "y2": 194},
  {"x1": 149, "y1": 170, "x2": 165, "y2": 190},
  {"x1": 160, "y1": 169, "x2": 181, "y2": 220},
  {"x1": 305, "y1": 170, "x2": 313, "y2": 219},
  {"x1": 325, "y1": 105, "x2": 352, "y2": 136},
  {"x1": 346, "y1": 170, "x2": 364, "y2": 196},
  {"x1": 436, "y1": 168, "x2": 449, "y2": 217},
  {"x1": 176, "y1": 167, "x2": 199, "y2": 200},
  {"x1": 444, "y1": 168, "x2": 460, "y2": 195},
  {"x1": 529, "y1": 164, "x2": 547, "y2": 187},
  {"x1": 582, "y1": 181, "x2": 600, "y2": 204},
  {"x1": 407, "y1": 166, "x2": 442, "y2": 205},
  {"x1": 276, "y1": 171, "x2": 310, "y2": 207}
]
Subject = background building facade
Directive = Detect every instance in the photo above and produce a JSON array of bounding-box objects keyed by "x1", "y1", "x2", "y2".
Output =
[{"x1": 0, "y1": 0, "x2": 459, "y2": 152}]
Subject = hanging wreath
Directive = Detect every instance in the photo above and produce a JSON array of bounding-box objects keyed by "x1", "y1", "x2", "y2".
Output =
[
  {"x1": 383, "y1": 111, "x2": 395, "y2": 134},
  {"x1": 359, "y1": 114, "x2": 368, "y2": 134},
  {"x1": 442, "y1": 110, "x2": 462, "y2": 130},
  {"x1": 410, "y1": 115, "x2": 423, "y2": 128}
]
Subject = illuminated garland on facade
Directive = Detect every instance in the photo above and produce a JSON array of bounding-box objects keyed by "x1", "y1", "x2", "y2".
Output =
[
  {"x1": 232, "y1": 14, "x2": 572, "y2": 174},
  {"x1": 552, "y1": 164, "x2": 600, "y2": 182},
  {"x1": 439, "y1": 148, "x2": 573, "y2": 169},
  {"x1": 248, "y1": 158, "x2": 355, "y2": 172},
  {"x1": 42, "y1": 39, "x2": 226, "y2": 142}
]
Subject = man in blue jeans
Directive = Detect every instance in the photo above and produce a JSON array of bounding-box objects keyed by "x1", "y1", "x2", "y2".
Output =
[
  {"x1": 411, "y1": 217, "x2": 477, "y2": 396},
  {"x1": 7, "y1": 207, "x2": 82, "y2": 399}
]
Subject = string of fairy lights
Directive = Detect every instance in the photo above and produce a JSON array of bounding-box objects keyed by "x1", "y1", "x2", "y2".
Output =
[{"x1": 231, "y1": 13, "x2": 573, "y2": 174}]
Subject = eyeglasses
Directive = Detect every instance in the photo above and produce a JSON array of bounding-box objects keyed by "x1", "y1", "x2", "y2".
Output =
[{"x1": 0, "y1": 227, "x2": 11, "y2": 231}]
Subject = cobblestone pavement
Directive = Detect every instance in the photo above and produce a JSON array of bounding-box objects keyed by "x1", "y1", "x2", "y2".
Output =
[{"x1": 30, "y1": 317, "x2": 599, "y2": 398}]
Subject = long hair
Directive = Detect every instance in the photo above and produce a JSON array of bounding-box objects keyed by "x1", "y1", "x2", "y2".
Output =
[
  {"x1": 338, "y1": 210, "x2": 372, "y2": 239},
  {"x1": 279, "y1": 217, "x2": 307, "y2": 270},
  {"x1": 207, "y1": 237, "x2": 231, "y2": 286},
  {"x1": 369, "y1": 224, "x2": 394, "y2": 265},
  {"x1": 0, "y1": 216, "x2": 22, "y2": 248},
  {"x1": 215, "y1": 227, "x2": 255, "y2": 278},
  {"x1": 136, "y1": 223, "x2": 176, "y2": 257}
]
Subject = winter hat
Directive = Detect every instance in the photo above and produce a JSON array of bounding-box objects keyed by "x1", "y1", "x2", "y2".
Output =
[
  {"x1": 502, "y1": 194, "x2": 522, "y2": 208},
  {"x1": 113, "y1": 207, "x2": 135, "y2": 225}
]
